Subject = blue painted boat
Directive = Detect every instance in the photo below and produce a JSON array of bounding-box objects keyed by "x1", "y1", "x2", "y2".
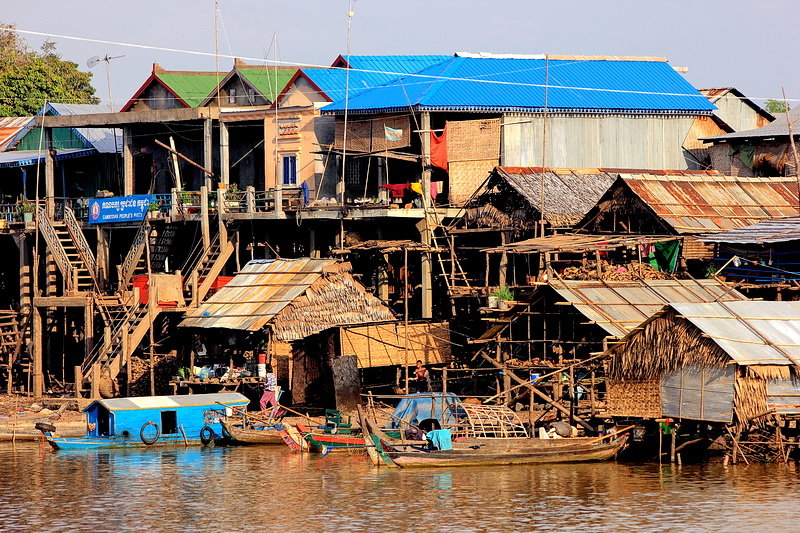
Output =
[{"x1": 41, "y1": 393, "x2": 250, "y2": 450}]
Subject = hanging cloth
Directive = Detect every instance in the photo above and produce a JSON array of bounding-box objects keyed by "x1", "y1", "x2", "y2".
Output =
[{"x1": 430, "y1": 124, "x2": 448, "y2": 170}]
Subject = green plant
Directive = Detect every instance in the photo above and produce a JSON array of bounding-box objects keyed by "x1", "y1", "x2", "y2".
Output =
[
  {"x1": 16, "y1": 196, "x2": 34, "y2": 214},
  {"x1": 492, "y1": 286, "x2": 514, "y2": 301},
  {"x1": 148, "y1": 201, "x2": 160, "y2": 212},
  {"x1": 225, "y1": 183, "x2": 241, "y2": 200},
  {"x1": 179, "y1": 192, "x2": 193, "y2": 204}
]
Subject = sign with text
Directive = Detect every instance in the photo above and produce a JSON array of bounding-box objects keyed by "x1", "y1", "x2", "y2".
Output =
[{"x1": 88, "y1": 195, "x2": 154, "y2": 224}]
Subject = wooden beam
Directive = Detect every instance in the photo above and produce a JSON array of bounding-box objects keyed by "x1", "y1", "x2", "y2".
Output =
[{"x1": 34, "y1": 107, "x2": 219, "y2": 128}]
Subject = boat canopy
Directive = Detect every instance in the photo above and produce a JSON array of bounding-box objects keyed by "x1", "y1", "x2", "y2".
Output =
[{"x1": 390, "y1": 393, "x2": 465, "y2": 428}]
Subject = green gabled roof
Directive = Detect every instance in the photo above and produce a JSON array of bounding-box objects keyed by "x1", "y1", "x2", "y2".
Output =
[
  {"x1": 237, "y1": 68, "x2": 298, "y2": 102},
  {"x1": 156, "y1": 73, "x2": 224, "y2": 107}
]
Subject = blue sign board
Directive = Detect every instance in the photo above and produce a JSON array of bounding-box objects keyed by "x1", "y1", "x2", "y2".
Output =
[{"x1": 88, "y1": 195, "x2": 154, "y2": 224}]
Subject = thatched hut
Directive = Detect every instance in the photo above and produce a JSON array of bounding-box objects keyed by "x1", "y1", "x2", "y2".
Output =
[
  {"x1": 180, "y1": 258, "x2": 396, "y2": 405},
  {"x1": 575, "y1": 172, "x2": 800, "y2": 263},
  {"x1": 465, "y1": 167, "x2": 618, "y2": 237},
  {"x1": 606, "y1": 301, "x2": 800, "y2": 428}
]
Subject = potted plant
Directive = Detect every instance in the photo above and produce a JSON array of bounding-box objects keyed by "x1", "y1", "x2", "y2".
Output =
[
  {"x1": 16, "y1": 196, "x2": 35, "y2": 223},
  {"x1": 492, "y1": 286, "x2": 514, "y2": 310},
  {"x1": 147, "y1": 200, "x2": 160, "y2": 219}
]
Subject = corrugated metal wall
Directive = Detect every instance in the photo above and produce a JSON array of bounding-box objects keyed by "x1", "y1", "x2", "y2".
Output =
[
  {"x1": 502, "y1": 113, "x2": 697, "y2": 170},
  {"x1": 660, "y1": 364, "x2": 735, "y2": 423},
  {"x1": 714, "y1": 94, "x2": 768, "y2": 132}
]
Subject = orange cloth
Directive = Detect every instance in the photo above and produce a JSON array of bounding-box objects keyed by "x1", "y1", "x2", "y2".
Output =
[{"x1": 430, "y1": 124, "x2": 448, "y2": 170}]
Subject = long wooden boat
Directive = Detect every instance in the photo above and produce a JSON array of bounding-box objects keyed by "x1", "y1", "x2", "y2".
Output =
[
  {"x1": 294, "y1": 423, "x2": 403, "y2": 453},
  {"x1": 359, "y1": 408, "x2": 628, "y2": 468},
  {"x1": 382, "y1": 434, "x2": 628, "y2": 468},
  {"x1": 221, "y1": 419, "x2": 286, "y2": 445}
]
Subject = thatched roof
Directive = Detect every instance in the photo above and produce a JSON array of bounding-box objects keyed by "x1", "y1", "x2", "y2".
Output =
[
  {"x1": 609, "y1": 301, "x2": 800, "y2": 378},
  {"x1": 180, "y1": 258, "x2": 395, "y2": 341},
  {"x1": 473, "y1": 167, "x2": 617, "y2": 227}
]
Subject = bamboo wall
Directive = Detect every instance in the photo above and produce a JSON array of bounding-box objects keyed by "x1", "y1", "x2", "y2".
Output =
[{"x1": 338, "y1": 321, "x2": 451, "y2": 368}]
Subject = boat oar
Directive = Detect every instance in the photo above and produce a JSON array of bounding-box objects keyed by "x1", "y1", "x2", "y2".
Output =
[
  {"x1": 587, "y1": 425, "x2": 637, "y2": 443},
  {"x1": 275, "y1": 403, "x2": 325, "y2": 426}
]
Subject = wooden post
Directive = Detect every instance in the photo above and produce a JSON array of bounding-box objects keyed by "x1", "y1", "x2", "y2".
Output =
[
  {"x1": 90, "y1": 363, "x2": 100, "y2": 399},
  {"x1": 45, "y1": 128, "x2": 55, "y2": 218},
  {"x1": 442, "y1": 366, "x2": 448, "y2": 395},
  {"x1": 84, "y1": 299, "x2": 94, "y2": 362},
  {"x1": 420, "y1": 112, "x2": 432, "y2": 209},
  {"x1": 170, "y1": 188, "x2": 179, "y2": 218},
  {"x1": 32, "y1": 307, "x2": 43, "y2": 398},
  {"x1": 417, "y1": 219, "x2": 433, "y2": 319},
  {"x1": 203, "y1": 118, "x2": 213, "y2": 190},
  {"x1": 123, "y1": 126, "x2": 134, "y2": 196},
  {"x1": 200, "y1": 186, "x2": 210, "y2": 250},
  {"x1": 499, "y1": 231, "x2": 508, "y2": 287},
  {"x1": 219, "y1": 120, "x2": 230, "y2": 185},
  {"x1": 403, "y1": 249, "x2": 410, "y2": 394},
  {"x1": 670, "y1": 426, "x2": 677, "y2": 464},
  {"x1": 246, "y1": 186, "x2": 255, "y2": 213},
  {"x1": 74, "y1": 366, "x2": 82, "y2": 399},
  {"x1": 377, "y1": 252, "x2": 389, "y2": 301},
  {"x1": 503, "y1": 365, "x2": 511, "y2": 406}
]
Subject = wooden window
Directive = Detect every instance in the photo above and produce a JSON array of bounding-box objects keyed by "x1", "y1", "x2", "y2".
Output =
[
  {"x1": 228, "y1": 88, "x2": 237, "y2": 104},
  {"x1": 282, "y1": 155, "x2": 297, "y2": 185}
]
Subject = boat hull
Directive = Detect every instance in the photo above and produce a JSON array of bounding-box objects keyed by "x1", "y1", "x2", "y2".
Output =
[
  {"x1": 388, "y1": 436, "x2": 628, "y2": 468},
  {"x1": 46, "y1": 434, "x2": 209, "y2": 450},
  {"x1": 221, "y1": 420, "x2": 285, "y2": 445}
]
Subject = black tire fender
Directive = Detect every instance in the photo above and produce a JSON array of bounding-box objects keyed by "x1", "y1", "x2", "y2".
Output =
[
  {"x1": 200, "y1": 425, "x2": 215, "y2": 446},
  {"x1": 35, "y1": 422, "x2": 56, "y2": 433},
  {"x1": 140, "y1": 421, "x2": 160, "y2": 445}
]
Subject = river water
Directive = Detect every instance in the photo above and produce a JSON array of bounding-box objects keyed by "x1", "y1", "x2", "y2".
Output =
[{"x1": 0, "y1": 442, "x2": 798, "y2": 532}]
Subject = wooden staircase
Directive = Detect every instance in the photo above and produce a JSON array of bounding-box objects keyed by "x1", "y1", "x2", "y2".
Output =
[
  {"x1": 422, "y1": 204, "x2": 477, "y2": 298},
  {"x1": 0, "y1": 310, "x2": 24, "y2": 393},
  {"x1": 37, "y1": 207, "x2": 97, "y2": 293},
  {"x1": 184, "y1": 222, "x2": 238, "y2": 305}
]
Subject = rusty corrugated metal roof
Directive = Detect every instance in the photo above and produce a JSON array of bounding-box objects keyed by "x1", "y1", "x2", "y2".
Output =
[
  {"x1": 0, "y1": 117, "x2": 32, "y2": 151},
  {"x1": 180, "y1": 258, "x2": 336, "y2": 331},
  {"x1": 180, "y1": 258, "x2": 395, "y2": 339},
  {"x1": 549, "y1": 279, "x2": 746, "y2": 338},
  {"x1": 620, "y1": 174, "x2": 800, "y2": 233}
]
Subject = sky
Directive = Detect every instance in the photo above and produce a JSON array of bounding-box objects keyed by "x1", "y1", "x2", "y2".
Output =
[{"x1": 3, "y1": 0, "x2": 800, "y2": 109}]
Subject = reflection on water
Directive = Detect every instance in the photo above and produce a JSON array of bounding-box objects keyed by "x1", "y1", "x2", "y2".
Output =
[{"x1": 0, "y1": 443, "x2": 798, "y2": 532}]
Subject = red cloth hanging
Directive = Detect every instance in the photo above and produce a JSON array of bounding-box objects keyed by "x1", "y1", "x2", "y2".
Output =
[
  {"x1": 380, "y1": 183, "x2": 409, "y2": 198},
  {"x1": 430, "y1": 124, "x2": 448, "y2": 170}
]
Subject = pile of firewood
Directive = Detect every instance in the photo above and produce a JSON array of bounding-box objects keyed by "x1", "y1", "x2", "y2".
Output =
[
  {"x1": 128, "y1": 353, "x2": 181, "y2": 396},
  {"x1": 560, "y1": 260, "x2": 670, "y2": 281}
]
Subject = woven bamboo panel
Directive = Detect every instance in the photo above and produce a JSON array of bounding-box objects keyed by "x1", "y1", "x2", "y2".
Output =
[
  {"x1": 271, "y1": 341, "x2": 292, "y2": 381},
  {"x1": 449, "y1": 160, "x2": 497, "y2": 205},
  {"x1": 339, "y1": 321, "x2": 451, "y2": 368},
  {"x1": 605, "y1": 379, "x2": 662, "y2": 418},
  {"x1": 334, "y1": 115, "x2": 411, "y2": 152},
  {"x1": 682, "y1": 236, "x2": 714, "y2": 260},
  {"x1": 446, "y1": 118, "x2": 500, "y2": 161}
]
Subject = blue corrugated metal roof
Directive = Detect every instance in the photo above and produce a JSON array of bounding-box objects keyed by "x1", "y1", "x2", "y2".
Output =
[
  {"x1": 323, "y1": 57, "x2": 716, "y2": 114},
  {"x1": 0, "y1": 148, "x2": 97, "y2": 168},
  {"x1": 303, "y1": 55, "x2": 451, "y2": 102}
]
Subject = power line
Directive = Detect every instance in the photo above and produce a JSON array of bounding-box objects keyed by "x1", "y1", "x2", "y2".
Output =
[{"x1": 6, "y1": 27, "x2": 800, "y2": 104}]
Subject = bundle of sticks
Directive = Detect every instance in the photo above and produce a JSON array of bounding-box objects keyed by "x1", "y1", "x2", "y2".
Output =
[{"x1": 561, "y1": 260, "x2": 670, "y2": 281}]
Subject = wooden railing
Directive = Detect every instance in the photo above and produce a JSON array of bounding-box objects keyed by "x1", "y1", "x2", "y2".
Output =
[{"x1": 36, "y1": 207, "x2": 76, "y2": 293}]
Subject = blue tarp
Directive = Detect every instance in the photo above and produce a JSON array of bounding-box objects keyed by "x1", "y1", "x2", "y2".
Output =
[{"x1": 390, "y1": 392, "x2": 465, "y2": 428}]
